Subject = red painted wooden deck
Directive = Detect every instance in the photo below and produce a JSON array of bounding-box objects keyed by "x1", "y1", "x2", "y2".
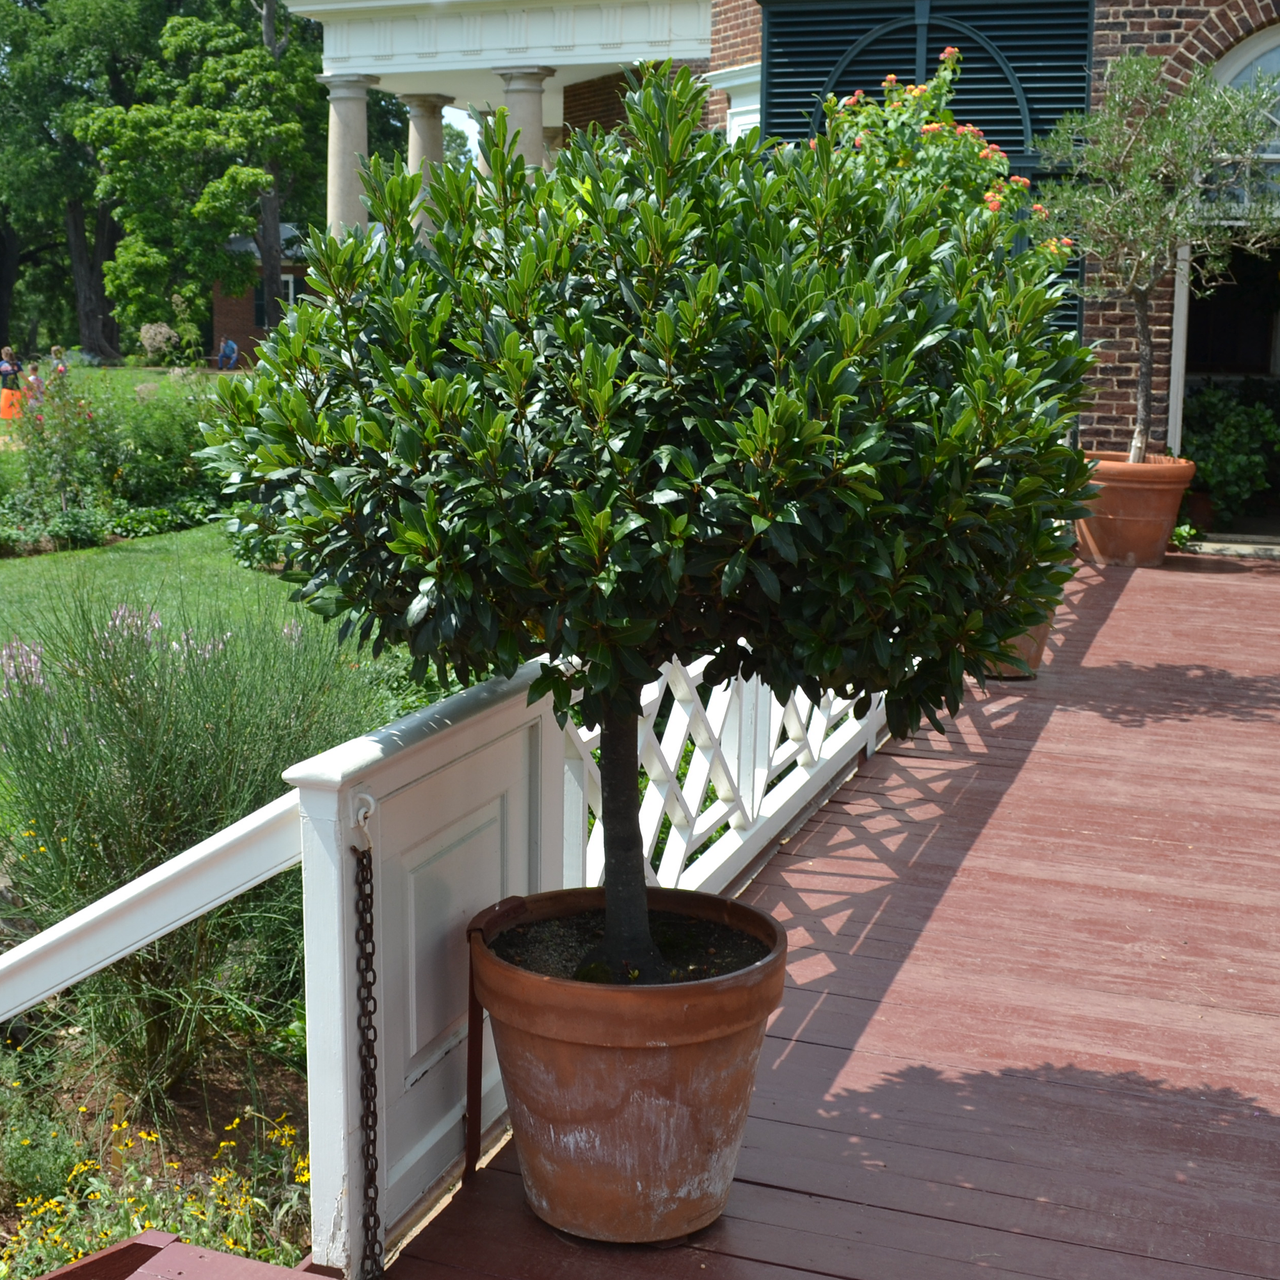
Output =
[{"x1": 390, "y1": 556, "x2": 1280, "y2": 1280}]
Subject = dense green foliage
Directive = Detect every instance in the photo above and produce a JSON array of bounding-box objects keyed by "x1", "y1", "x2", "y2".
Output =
[
  {"x1": 205, "y1": 58, "x2": 1092, "y2": 972},
  {"x1": 0, "y1": 373, "x2": 218, "y2": 553},
  {"x1": 83, "y1": 10, "x2": 328, "y2": 339},
  {"x1": 0, "y1": 1061, "x2": 312, "y2": 1277},
  {"x1": 1040, "y1": 55, "x2": 1280, "y2": 460},
  {"x1": 0, "y1": 593, "x2": 387, "y2": 1096},
  {"x1": 1181, "y1": 385, "x2": 1280, "y2": 524},
  {"x1": 208, "y1": 57, "x2": 1092, "y2": 734}
]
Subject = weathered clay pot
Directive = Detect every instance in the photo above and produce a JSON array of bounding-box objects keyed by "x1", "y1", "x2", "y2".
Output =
[
  {"x1": 1076, "y1": 451, "x2": 1196, "y2": 568},
  {"x1": 989, "y1": 620, "x2": 1052, "y2": 679},
  {"x1": 468, "y1": 886, "x2": 786, "y2": 1243}
]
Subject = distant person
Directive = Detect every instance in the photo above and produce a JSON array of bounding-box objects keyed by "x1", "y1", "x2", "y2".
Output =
[
  {"x1": 48, "y1": 346, "x2": 67, "y2": 378},
  {"x1": 0, "y1": 347, "x2": 22, "y2": 421},
  {"x1": 25, "y1": 362, "x2": 43, "y2": 405},
  {"x1": 217, "y1": 336, "x2": 238, "y2": 370}
]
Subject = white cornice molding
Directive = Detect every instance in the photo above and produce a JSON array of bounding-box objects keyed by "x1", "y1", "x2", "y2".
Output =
[
  {"x1": 297, "y1": 0, "x2": 710, "y2": 75},
  {"x1": 705, "y1": 60, "x2": 760, "y2": 93}
]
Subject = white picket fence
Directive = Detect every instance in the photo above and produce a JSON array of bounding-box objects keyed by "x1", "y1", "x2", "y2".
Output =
[{"x1": 0, "y1": 658, "x2": 886, "y2": 1275}]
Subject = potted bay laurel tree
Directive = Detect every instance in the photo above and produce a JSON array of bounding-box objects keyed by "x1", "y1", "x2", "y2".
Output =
[
  {"x1": 203, "y1": 57, "x2": 1091, "y2": 1243},
  {"x1": 1039, "y1": 54, "x2": 1280, "y2": 567}
]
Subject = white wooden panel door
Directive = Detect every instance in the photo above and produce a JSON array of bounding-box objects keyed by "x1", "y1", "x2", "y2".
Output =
[{"x1": 375, "y1": 725, "x2": 537, "y2": 1229}]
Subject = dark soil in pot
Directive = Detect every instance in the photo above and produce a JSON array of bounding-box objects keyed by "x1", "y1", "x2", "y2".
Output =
[{"x1": 489, "y1": 907, "x2": 771, "y2": 983}]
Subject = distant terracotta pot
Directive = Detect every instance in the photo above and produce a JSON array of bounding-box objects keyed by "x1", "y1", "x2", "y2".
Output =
[
  {"x1": 468, "y1": 886, "x2": 786, "y2": 1243},
  {"x1": 989, "y1": 620, "x2": 1052, "y2": 679},
  {"x1": 1076, "y1": 452, "x2": 1196, "y2": 568},
  {"x1": 1182, "y1": 490, "x2": 1214, "y2": 533}
]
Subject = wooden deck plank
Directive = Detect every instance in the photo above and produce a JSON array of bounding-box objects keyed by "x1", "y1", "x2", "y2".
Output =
[{"x1": 390, "y1": 559, "x2": 1280, "y2": 1280}]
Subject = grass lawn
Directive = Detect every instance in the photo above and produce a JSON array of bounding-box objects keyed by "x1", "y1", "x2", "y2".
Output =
[{"x1": 0, "y1": 523, "x2": 297, "y2": 640}]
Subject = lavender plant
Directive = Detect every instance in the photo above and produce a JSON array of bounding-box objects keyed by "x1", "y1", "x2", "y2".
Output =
[{"x1": 0, "y1": 593, "x2": 386, "y2": 1097}]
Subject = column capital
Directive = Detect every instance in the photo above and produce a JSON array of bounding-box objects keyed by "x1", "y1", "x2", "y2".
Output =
[
  {"x1": 399, "y1": 93, "x2": 456, "y2": 111},
  {"x1": 493, "y1": 66, "x2": 557, "y2": 92},
  {"x1": 317, "y1": 73, "x2": 380, "y2": 99}
]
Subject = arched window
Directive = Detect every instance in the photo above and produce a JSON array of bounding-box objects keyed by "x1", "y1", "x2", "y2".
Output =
[{"x1": 1215, "y1": 25, "x2": 1280, "y2": 158}]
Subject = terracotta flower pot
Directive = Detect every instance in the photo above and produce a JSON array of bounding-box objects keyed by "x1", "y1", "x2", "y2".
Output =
[
  {"x1": 1076, "y1": 451, "x2": 1196, "y2": 568},
  {"x1": 468, "y1": 886, "x2": 786, "y2": 1243},
  {"x1": 989, "y1": 620, "x2": 1052, "y2": 679}
]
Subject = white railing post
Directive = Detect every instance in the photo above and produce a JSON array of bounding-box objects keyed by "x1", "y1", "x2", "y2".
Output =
[
  {"x1": 289, "y1": 780, "x2": 362, "y2": 1277},
  {"x1": 284, "y1": 664, "x2": 565, "y2": 1274}
]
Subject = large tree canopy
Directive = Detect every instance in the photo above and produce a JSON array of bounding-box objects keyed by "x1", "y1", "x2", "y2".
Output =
[
  {"x1": 0, "y1": 0, "x2": 187, "y2": 356},
  {"x1": 205, "y1": 59, "x2": 1093, "y2": 975},
  {"x1": 83, "y1": 5, "x2": 327, "y2": 339}
]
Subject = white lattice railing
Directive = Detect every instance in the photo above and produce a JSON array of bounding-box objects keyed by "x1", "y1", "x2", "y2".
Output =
[{"x1": 565, "y1": 658, "x2": 887, "y2": 895}]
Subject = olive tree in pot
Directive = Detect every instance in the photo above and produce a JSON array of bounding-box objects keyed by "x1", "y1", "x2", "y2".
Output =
[
  {"x1": 203, "y1": 58, "x2": 1091, "y2": 1243},
  {"x1": 1039, "y1": 54, "x2": 1280, "y2": 566}
]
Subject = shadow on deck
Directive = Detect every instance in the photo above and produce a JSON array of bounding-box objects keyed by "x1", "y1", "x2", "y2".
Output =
[{"x1": 391, "y1": 557, "x2": 1280, "y2": 1280}]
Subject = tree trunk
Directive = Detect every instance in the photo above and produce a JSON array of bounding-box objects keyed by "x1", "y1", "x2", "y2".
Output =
[
  {"x1": 255, "y1": 0, "x2": 287, "y2": 333},
  {"x1": 257, "y1": 171, "x2": 284, "y2": 332},
  {"x1": 598, "y1": 699, "x2": 664, "y2": 981},
  {"x1": 64, "y1": 198, "x2": 121, "y2": 360},
  {"x1": 1129, "y1": 288, "x2": 1154, "y2": 463},
  {"x1": 0, "y1": 219, "x2": 20, "y2": 351}
]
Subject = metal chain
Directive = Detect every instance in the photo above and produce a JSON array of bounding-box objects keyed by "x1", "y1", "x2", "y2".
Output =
[{"x1": 352, "y1": 844, "x2": 383, "y2": 1280}]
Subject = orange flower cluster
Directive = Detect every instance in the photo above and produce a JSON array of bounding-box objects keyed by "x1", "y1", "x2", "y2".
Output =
[{"x1": 940, "y1": 46, "x2": 960, "y2": 59}]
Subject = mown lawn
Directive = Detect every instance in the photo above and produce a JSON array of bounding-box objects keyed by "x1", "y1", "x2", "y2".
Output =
[{"x1": 0, "y1": 524, "x2": 294, "y2": 640}]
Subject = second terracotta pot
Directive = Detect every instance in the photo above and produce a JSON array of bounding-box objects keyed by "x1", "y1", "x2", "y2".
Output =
[
  {"x1": 1076, "y1": 451, "x2": 1196, "y2": 568},
  {"x1": 468, "y1": 886, "x2": 786, "y2": 1243},
  {"x1": 989, "y1": 620, "x2": 1052, "y2": 679}
]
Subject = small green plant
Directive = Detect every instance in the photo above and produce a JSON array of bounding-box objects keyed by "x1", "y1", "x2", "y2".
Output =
[
  {"x1": 1180, "y1": 385, "x2": 1280, "y2": 525},
  {"x1": 0, "y1": 1115, "x2": 311, "y2": 1278},
  {"x1": 1040, "y1": 56, "x2": 1280, "y2": 462},
  {"x1": 0, "y1": 1052, "x2": 85, "y2": 1208},
  {"x1": 0, "y1": 593, "x2": 388, "y2": 1098},
  {"x1": 1168, "y1": 523, "x2": 1197, "y2": 549}
]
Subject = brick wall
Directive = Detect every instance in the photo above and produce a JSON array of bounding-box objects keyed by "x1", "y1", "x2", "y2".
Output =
[
  {"x1": 1081, "y1": 0, "x2": 1280, "y2": 451},
  {"x1": 211, "y1": 266, "x2": 309, "y2": 369},
  {"x1": 562, "y1": 60, "x2": 713, "y2": 134},
  {"x1": 708, "y1": 0, "x2": 762, "y2": 127},
  {"x1": 211, "y1": 282, "x2": 257, "y2": 369}
]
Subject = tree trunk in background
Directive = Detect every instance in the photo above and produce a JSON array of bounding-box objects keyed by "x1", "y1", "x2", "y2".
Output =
[
  {"x1": 65, "y1": 198, "x2": 120, "y2": 360},
  {"x1": 1129, "y1": 289, "x2": 1154, "y2": 464},
  {"x1": 256, "y1": 0, "x2": 288, "y2": 332},
  {"x1": 0, "y1": 220, "x2": 20, "y2": 351},
  {"x1": 257, "y1": 172, "x2": 284, "y2": 332}
]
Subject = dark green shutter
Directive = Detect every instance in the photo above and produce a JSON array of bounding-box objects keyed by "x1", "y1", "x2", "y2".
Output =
[{"x1": 761, "y1": 0, "x2": 1093, "y2": 162}]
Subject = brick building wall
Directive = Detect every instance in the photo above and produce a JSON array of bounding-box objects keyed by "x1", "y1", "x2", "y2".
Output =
[
  {"x1": 562, "y1": 60, "x2": 713, "y2": 134},
  {"x1": 211, "y1": 266, "x2": 310, "y2": 369},
  {"x1": 1081, "y1": 0, "x2": 1280, "y2": 451},
  {"x1": 707, "y1": 0, "x2": 762, "y2": 127}
]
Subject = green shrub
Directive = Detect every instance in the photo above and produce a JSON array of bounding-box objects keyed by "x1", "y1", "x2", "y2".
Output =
[
  {"x1": 1181, "y1": 385, "x2": 1280, "y2": 524},
  {"x1": 0, "y1": 594, "x2": 388, "y2": 1098},
  {"x1": 203, "y1": 59, "x2": 1092, "y2": 974},
  {"x1": 0, "y1": 1056, "x2": 85, "y2": 1208},
  {"x1": 0, "y1": 1114, "x2": 310, "y2": 1278},
  {"x1": 86, "y1": 377, "x2": 218, "y2": 508}
]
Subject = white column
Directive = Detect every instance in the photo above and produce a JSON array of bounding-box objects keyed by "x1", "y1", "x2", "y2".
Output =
[
  {"x1": 543, "y1": 125, "x2": 565, "y2": 166},
  {"x1": 402, "y1": 93, "x2": 455, "y2": 174},
  {"x1": 318, "y1": 73, "x2": 379, "y2": 234},
  {"x1": 1167, "y1": 243, "x2": 1191, "y2": 457},
  {"x1": 493, "y1": 66, "x2": 556, "y2": 167}
]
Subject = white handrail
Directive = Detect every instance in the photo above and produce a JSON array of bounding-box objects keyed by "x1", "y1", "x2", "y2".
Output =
[{"x1": 0, "y1": 791, "x2": 301, "y2": 1023}]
